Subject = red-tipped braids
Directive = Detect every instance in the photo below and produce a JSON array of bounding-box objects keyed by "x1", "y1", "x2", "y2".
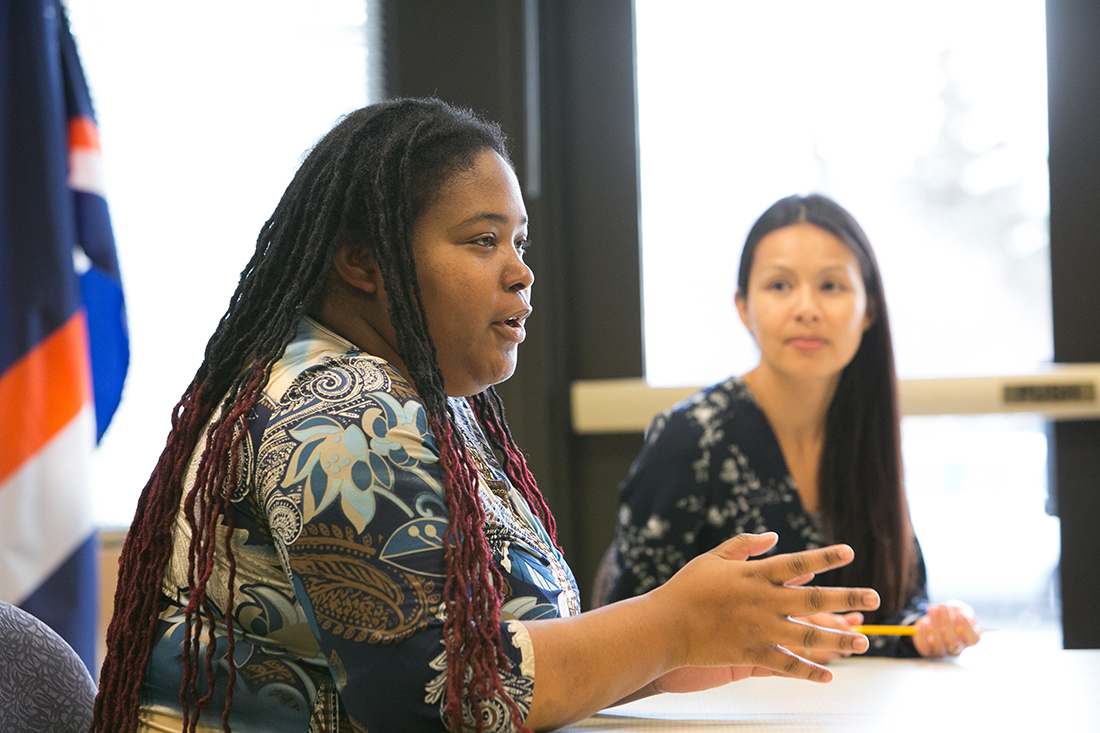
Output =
[
  {"x1": 470, "y1": 389, "x2": 559, "y2": 548},
  {"x1": 432, "y1": 414, "x2": 531, "y2": 732},
  {"x1": 92, "y1": 98, "x2": 542, "y2": 733}
]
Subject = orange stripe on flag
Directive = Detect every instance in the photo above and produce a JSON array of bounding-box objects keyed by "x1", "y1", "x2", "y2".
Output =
[
  {"x1": 68, "y1": 116, "x2": 100, "y2": 152},
  {"x1": 0, "y1": 313, "x2": 92, "y2": 485}
]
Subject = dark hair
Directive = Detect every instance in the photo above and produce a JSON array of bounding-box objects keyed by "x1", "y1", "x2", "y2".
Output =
[
  {"x1": 737, "y1": 193, "x2": 915, "y2": 621},
  {"x1": 92, "y1": 98, "x2": 555, "y2": 733}
]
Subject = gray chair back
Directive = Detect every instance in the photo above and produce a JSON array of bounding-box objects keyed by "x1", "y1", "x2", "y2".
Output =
[{"x1": 0, "y1": 600, "x2": 96, "y2": 733}]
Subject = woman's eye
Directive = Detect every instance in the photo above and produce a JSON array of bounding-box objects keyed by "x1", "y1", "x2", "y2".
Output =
[
  {"x1": 516, "y1": 238, "x2": 530, "y2": 255},
  {"x1": 471, "y1": 235, "x2": 496, "y2": 248},
  {"x1": 766, "y1": 281, "x2": 789, "y2": 291},
  {"x1": 821, "y1": 280, "x2": 846, "y2": 292}
]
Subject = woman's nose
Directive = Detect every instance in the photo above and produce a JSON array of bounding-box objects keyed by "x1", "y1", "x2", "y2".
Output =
[
  {"x1": 793, "y1": 285, "x2": 821, "y2": 321},
  {"x1": 506, "y1": 248, "x2": 534, "y2": 292}
]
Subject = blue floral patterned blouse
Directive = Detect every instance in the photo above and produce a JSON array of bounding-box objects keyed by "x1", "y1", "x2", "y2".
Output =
[
  {"x1": 602, "y1": 377, "x2": 926, "y2": 657},
  {"x1": 138, "y1": 317, "x2": 580, "y2": 732}
]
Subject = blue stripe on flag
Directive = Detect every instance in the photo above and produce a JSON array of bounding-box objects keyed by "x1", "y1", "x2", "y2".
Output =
[
  {"x1": 81, "y1": 266, "x2": 128, "y2": 440},
  {"x1": 74, "y1": 190, "x2": 129, "y2": 438}
]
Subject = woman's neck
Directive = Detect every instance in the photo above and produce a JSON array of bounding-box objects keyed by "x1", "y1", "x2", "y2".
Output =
[
  {"x1": 741, "y1": 366, "x2": 840, "y2": 513},
  {"x1": 742, "y1": 367, "x2": 837, "y2": 443}
]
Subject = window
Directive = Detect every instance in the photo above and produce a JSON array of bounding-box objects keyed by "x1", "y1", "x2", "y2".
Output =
[
  {"x1": 635, "y1": 0, "x2": 1058, "y2": 638},
  {"x1": 636, "y1": 0, "x2": 1050, "y2": 386},
  {"x1": 65, "y1": 0, "x2": 374, "y2": 527}
]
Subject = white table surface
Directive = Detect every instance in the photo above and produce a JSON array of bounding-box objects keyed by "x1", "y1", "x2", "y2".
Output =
[{"x1": 562, "y1": 631, "x2": 1100, "y2": 731}]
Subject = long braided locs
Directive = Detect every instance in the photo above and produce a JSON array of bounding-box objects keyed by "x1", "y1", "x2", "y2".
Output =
[
  {"x1": 92, "y1": 98, "x2": 554, "y2": 733},
  {"x1": 471, "y1": 389, "x2": 559, "y2": 546}
]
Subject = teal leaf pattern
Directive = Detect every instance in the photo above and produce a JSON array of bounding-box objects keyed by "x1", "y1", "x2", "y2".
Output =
[
  {"x1": 500, "y1": 596, "x2": 560, "y2": 621},
  {"x1": 281, "y1": 410, "x2": 417, "y2": 533},
  {"x1": 501, "y1": 541, "x2": 560, "y2": 595},
  {"x1": 379, "y1": 517, "x2": 449, "y2": 576}
]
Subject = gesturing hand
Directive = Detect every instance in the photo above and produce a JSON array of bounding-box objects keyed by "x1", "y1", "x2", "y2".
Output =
[{"x1": 649, "y1": 532, "x2": 880, "y2": 683}]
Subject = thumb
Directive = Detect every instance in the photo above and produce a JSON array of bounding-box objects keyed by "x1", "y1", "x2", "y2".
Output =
[
  {"x1": 841, "y1": 612, "x2": 864, "y2": 627},
  {"x1": 710, "y1": 532, "x2": 780, "y2": 562}
]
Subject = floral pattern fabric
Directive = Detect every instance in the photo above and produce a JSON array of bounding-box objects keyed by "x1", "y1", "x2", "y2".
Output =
[
  {"x1": 139, "y1": 317, "x2": 579, "y2": 732},
  {"x1": 602, "y1": 377, "x2": 926, "y2": 657}
]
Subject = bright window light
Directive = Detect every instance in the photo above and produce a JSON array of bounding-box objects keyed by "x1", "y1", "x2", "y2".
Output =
[
  {"x1": 636, "y1": 0, "x2": 1051, "y2": 387},
  {"x1": 635, "y1": 0, "x2": 1058, "y2": 637},
  {"x1": 65, "y1": 0, "x2": 372, "y2": 527}
]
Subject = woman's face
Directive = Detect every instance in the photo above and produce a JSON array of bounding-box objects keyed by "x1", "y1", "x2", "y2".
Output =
[
  {"x1": 736, "y1": 222, "x2": 872, "y2": 383},
  {"x1": 412, "y1": 149, "x2": 533, "y2": 397}
]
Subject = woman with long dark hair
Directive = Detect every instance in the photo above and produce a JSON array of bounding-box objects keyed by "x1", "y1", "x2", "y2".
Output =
[
  {"x1": 91, "y1": 106, "x2": 881, "y2": 733},
  {"x1": 601, "y1": 194, "x2": 981, "y2": 659}
]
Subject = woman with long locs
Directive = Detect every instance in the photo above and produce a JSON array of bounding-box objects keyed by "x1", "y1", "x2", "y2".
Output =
[{"x1": 92, "y1": 100, "x2": 880, "y2": 732}]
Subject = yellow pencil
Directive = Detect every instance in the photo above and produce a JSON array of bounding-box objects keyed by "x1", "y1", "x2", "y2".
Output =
[
  {"x1": 854, "y1": 624, "x2": 919, "y2": 636},
  {"x1": 854, "y1": 624, "x2": 993, "y2": 636}
]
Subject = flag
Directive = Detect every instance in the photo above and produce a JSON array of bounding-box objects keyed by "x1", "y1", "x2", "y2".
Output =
[{"x1": 0, "y1": 0, "x2": 129, "y2": 673}]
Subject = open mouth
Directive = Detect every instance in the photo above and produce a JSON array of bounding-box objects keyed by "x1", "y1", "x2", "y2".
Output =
[
  {"x1": 496, "y1": 310, "x2": 530, "y2": 342},
  {"x1": 501, "y1": 304, "x2": 532, "y2": 329}
]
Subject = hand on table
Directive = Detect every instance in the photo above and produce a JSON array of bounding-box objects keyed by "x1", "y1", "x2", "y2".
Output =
[{"x1": 913, "y1": 602, "x2": 981, "y2": 658}]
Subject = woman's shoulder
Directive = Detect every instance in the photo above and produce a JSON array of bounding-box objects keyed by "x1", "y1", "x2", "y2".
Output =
[
  {"x1": 664, "y1": 377, "x2": 762, "y2": 431},
  {"x1": 640, "y1": 377, "x2": 766, "y2": 454},
  {"x1": 287, "y1": 353, "x2": 412, "y2": 406},
  {"x1": 263, "y1": 316, "x2": 420, "y2": 411},
  {"x1": 249, "y1": 320, "x2": 435, "y2": 476}
]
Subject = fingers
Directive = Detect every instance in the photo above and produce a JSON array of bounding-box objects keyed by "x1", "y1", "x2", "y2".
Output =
[
  {"x1": 784, "y1": 573, "x2": 816, "y2": 588},
  {"x1": 954, "y1": 612, "x2": 982, "y2": 647},
  {"x1": 759, "y1": 544, "x2": 857, "y2": 585},
  {"x1": 840, "y1": 611, "x2": 865, "y2": 627},
  {"x1": 721, "y1": 540, "x2": 880, "y2": 618},
  {"x1": 755, "y1": 617, "x2": 872, "y2": 675},
  {"x1": 788, "y1": 618, "x2": 869, "y2": 656},
  {"x1": 942, "y1": 606, "x2": 965, "y2": 655},
  {"x1": 755, "y1": 619, "x2": 869, "y2": 668},
  {"x1": 754, "y1": 645, "x2": 835, "y2": 683},
  {"x1": 710, "y1": 532, "x2": 780, "y2": 562},
  {"x1": 709, "y1": 538, "x2": 870, "y2": 604},
  {"x1": 914, "y1": 604, "x2": 982, "y2": 658},
  {"x1": 785, "y1": 585, "x2": 880, "y2": 617},
  {"x1": 915, "y1": 607, "x2": 949, "y2": 657},
  {"x1": 794, "y1": 611, "x2": 864, "y2": 631},
  {"x1": 668, "y1": 534, "x2": 880, "y2": 675},
  {"x1": 789, "y1": 646, "x2": 842, "y2": 664},
  {"x1": 789, "y1": 613, "x2": 865, "y2": 662}
]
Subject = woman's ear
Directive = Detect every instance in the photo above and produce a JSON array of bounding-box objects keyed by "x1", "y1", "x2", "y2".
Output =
[
  {"x1": 734, "y1": 289, "x2": 752, "y2": 331},
  {"x1": 333, "y1": 242, "x2": 382, "y2": 295},
  {"x1": 863, "y1": 296, "x2": 878, "y2": 332}
]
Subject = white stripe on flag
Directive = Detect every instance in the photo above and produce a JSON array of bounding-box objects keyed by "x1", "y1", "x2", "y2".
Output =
[
  {"x1": 68, "y1": 147, "x2": 106, "y2": 196},
  {"x1": 0, "y1": 405, "x2": 96, "y2": 604}
]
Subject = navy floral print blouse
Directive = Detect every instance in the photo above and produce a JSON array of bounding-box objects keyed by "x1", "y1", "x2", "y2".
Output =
[
  {"x1": 602, "y1": 377, "x2": 925, "y2": 657},
  {"x1": 138, "y1": 317, "x2": 579, "y2": 732}
]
